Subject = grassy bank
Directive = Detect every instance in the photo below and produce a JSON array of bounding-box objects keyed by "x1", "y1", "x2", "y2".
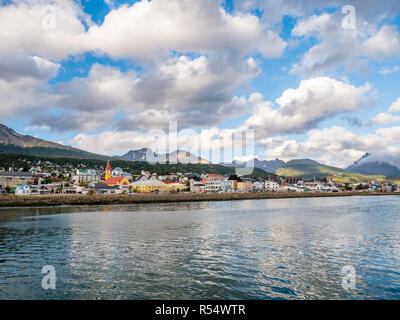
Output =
[{"x1": 0, "y1": 192, "x2": 398, "y2": 208}]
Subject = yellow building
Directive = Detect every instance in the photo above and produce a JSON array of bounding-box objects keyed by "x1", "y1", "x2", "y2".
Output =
[
  {"x1": 237, "y1": 181, "x2": 253, "y2": 192},
  {"x1": 130, "y1": 180, "x2": 186, "y2": 193}
]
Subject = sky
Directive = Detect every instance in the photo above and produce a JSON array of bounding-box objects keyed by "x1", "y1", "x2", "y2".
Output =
[{"x1": 1, "y1": 0, "x2": 400, "y2": 168}]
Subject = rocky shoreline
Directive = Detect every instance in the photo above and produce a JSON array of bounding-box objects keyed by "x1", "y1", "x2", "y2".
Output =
[{"x1": 0, "y1": 192, "x2": 398, "y2": 208}]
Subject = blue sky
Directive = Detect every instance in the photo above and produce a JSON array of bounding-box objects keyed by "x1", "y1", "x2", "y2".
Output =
[{"x1": 1, "y1": 0, "x2": 400, "y2": 167}]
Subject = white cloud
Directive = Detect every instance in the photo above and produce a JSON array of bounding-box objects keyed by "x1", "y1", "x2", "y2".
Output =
[
  {"x1": 0, "y1": 0, "x2": 90, "y2": 60},
  {"x1": 241, "y1": 77, "x2": 372, "y2": 139},
  {"x1": 389, "y1": 97, "x2": 400, "y2": 113},
  {"x1": 371, "y1": 113, "x2": 400, "y2": 124},
  {"x1": 371, "y1": 97, "x2": 400, "y2": 124},
  {"x1": 0, "y1": 0, "x2": 287, "y2": 62},
  {"x1": 0, "y1": 55, "x2": 62, "y2": 118},
  {"x1": 363, "y1": 25, "x2": 400, "y2": 60},
  {"x1": 87, "y1": 0, "x2": 287, "y2": 60},
  {"x1": 258, "y1": 126, "x2": 400, "y2": 167},
  {"x1": 290, "y1": 10, "x2": 400, "y2": 75},
  {"x1": 29, "y1": 55, "x2": 259, "y2": 132},
  {"x1": 379, "y1": 66, "x2": 400, "y2": 75},
  {"x1": 236, "y1": 0, "x2": 400, "y2": 25}
]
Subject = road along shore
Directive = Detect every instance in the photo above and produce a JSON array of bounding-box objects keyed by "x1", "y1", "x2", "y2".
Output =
[{"x1": 0, "y1": 192, "x2": 398, "y2": 208}]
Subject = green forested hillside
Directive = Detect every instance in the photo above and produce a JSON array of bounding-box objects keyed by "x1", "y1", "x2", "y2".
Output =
[
  {"x1": 0, "y1": 153, "x2": 276, "y2": 178},
  {"x1": 0, "y1": 144, "x2": 112, "y2": 160},
  {"x1": 276, "y1": 161, "x2": 398, "y2": 183}
]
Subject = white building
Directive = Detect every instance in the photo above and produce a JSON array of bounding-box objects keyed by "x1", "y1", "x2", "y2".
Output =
[
  {"x1": 253, "y1": 181, "x2": 265, "y2": 191},
  {"x1": 205, "y1": 179, "x2": 232, "y2": 193},
  {"x1": 112, "y1": 167, "x2": 132, "y2": 180},
  {"x1": 265, "y1": 180, "x2": 280, "y2": 191},
  {"x1": 190, "y1": 180, "x2": 205, "y2": 193},
  {"x1": 71, "y1": 173, "x2": 101, "y2": 185}
]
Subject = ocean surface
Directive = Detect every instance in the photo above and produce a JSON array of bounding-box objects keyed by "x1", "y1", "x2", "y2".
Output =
[{"x1": 0, "y1": 196, "x2": 400, "y2": 300}]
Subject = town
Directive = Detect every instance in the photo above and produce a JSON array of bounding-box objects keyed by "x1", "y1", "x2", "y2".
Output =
[{"x1": 0, "y1": 160, "x2": 398, "y2": 196}]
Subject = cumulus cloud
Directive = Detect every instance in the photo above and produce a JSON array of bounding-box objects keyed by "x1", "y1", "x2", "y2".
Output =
[
  {"x1": 0, "y1": 55, "x2": 62, "y2": 118},
  {"x1": 86, "y1": 0, "x2": 287, "y2": 60},
  {"x1": 258, "y1": 126, "x2": 400, "y2": 167},
  {"x1": 289, "y1": 9, "x2": 400, "y2": 75},
  {"x1": 363, "y1": 25, "x2": 400, "y2": 60},
  {"x1": 236, "y1": 0, "x2": 400, "y2": 25},
  {"x1": 389, "y1": 97, "x2": 400, "y2": 113},
  {"x1": 371, "y1": 97, "x2": 400, "y2": 124},
  {"x1": 29, "y1": 55, "x2": 259, "y2": 132},
  {"x1": 379, "y1": 66, "x2": 400, "y2": 75},
  {"x1": 0, "y1": 0, "x2": 287, "y2": 61},
  {"x1": 0, "y1": 0, "x2": 90, "y2": 60},
  {"x1": 241, "y1": 77, "x2": 372, "y2": 139}
]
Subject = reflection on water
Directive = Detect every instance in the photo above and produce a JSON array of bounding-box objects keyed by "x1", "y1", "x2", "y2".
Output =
[{"x1": 1, "y1": 196, "x2": 400, "y2": 299}]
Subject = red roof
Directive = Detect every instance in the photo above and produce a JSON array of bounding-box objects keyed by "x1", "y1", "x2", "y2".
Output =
[
  {"x1": 105, "y1": 161, "x2": 111, "y2": 171},
  {"x1": 104, "y1": 177, "x2": 128, "y2": 185}
]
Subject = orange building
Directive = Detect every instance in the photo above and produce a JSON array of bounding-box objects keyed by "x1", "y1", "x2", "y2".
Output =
[
  {"x1": 104, "y1": 176, "x2": 129, "y2": 186},
  {"x1": 103, "y1": 162, "x2": 129, "y2": 186}
]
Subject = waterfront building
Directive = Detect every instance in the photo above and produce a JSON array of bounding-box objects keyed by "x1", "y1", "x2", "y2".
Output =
[
  {"x1": 104, "y1": 176, "x2": 130, "y2": 186},
  {"x1": 382, "y1": 183, "x2": 394, "y2": 192},
  {"x1": 0, "y1": 171, "x2": 34, "y2": 187},
  {"x1": 15, "y1": 185, "x2": 30, "y2": 195},
  {"x1": 71, "y1": 171, "x2": 101, "y2": 185},
  {"x1": 205, "y1": 179, "x2": 232, "y2": 193},
  {"x1": 265, "y1": 180, "x2": 280, "y2": 191},
  {"x1": 95, "y1": 183, "x2": 122, "y2": 195},
  {"x1": 131, "y1": 180, "x2": 169, "y2": 193},
  {"x1": 189, "y1": 180, "x2": 205, "y2": 193},
  {"x1": 237, "y1": 180, "x2": 253, "y2": 192},
  {"x1": 252, "y1": 180, "x2": 265, "y2": 192},
  {"x1": 228, "y1": 175, "x2": 241, "y2": 190},
  {"x1": 112, "y1": 167, "x2": 132, "y2": 180}
]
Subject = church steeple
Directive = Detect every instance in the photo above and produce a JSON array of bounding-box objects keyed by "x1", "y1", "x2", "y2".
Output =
[{"x1": 105, "y1": 161, "x2": 112, "y2": 181}]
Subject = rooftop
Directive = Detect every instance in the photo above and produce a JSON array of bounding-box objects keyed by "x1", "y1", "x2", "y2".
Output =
[{"x1": 0, "y1": 171, "x2": 33, "y2": 177}]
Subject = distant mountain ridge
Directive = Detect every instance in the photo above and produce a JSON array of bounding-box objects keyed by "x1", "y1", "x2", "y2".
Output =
[
  {"x1": 347, "y1": 153, "x2": 400, "y2": 176},
  {"x1": 275, "y1": 159, "x2": 346, "y2": 179},
  {"x1": 0, "y1": 123, "x2": 111, "y2": 160},
  {"x1": 117, "y1": 148, "x2": 211, "y2": 164},
  {"x1": 221, "y1": 158, "x2": 285, "y2": 173}
]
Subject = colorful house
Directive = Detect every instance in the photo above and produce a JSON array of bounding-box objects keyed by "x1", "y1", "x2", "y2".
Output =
[
  {"x1": 104, "y1": 176, "x2": 130, "y2": 186},
  {"x1": 103, "y1": 162, "x2": 129, "y2": 186}
]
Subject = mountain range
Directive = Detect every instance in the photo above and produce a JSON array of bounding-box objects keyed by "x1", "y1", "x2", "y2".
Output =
[
  {"x1": 1, "y1": 123, "x2": 400, "y2": 179},
  {"x1": 346, "y1": 153, "x2": 400, "y2": 176},
  {"x1": 117, "y1": 148, "x2": 211, "y2": 164},
  {"x1": 221, "y1": 158, "x2": 285, "y2": 173}
]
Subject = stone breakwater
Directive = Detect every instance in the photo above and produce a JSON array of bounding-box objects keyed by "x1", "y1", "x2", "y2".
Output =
[{"x1": 0, "y1": 192, "x2": 398, "y2": 207}]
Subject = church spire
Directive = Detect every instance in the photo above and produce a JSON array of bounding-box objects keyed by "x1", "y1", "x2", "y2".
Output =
[{"x1": 105, "y1": 161, "x2": 112, "y2": 181}]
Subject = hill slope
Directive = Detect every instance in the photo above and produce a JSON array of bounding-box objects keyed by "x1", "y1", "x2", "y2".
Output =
[
  {"x1": 276, "y1": 158, "x2": 397, "y2": 183},
  {"x1": 0, "y1": 124, "x2": 111, "y2": 160},
  {"x1": 347, "y1": 153, "x2": 400, "y2": 176},
  {"x1": 221, "y1": 158, "x2": 285, "y2": 173},
  {"x1": 276, "y1": 159, "x2": 344, "y2": 179}
]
